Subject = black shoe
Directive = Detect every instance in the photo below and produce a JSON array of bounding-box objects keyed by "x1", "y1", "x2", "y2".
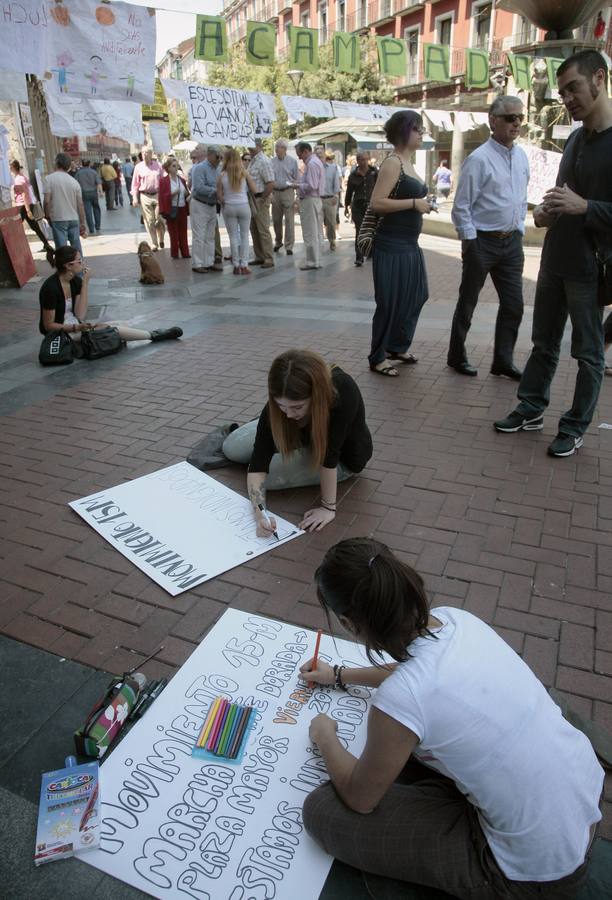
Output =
[
  {"x1": 493, "y1": 411, "x2": 544, "y2": 433},
  {"x1": 286, "y1": 250, "x2": 293, "y2": 256},
  {"x1": 249, "y1": 259, "x2": 264, "y2": 266},
  {"x1": 355, "y1": 259, "x2": 363, "y2": 267},
  {"x1": 274, "y1": 245, "x2": 282, "y2": 252},
  {"x1": 150, "y1": 326, "x2": 183, "y2": 342},
  {"x1": 491, "y1": 363, "x2": 522, "y2": 381},
  {"x1": 448, "y1": 362, "x2": 477, "y2": 376},
  {"x1": 45, "y1": 247, "x2": 55, "y2": 267},
  {"x1": 547, "y1": 432, "x2": 583, "y2": 457},
  {"x1": 159, "y1": 242, "x2": 165, "y2": 249}
]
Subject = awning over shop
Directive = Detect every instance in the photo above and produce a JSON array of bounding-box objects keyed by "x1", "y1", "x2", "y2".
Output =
[{"x1": 423, "y1": 110, "x2": 454, "y2": 131}]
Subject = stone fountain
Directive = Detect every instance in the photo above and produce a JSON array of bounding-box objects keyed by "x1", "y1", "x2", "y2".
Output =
[{"x1": 497, "y1": 0, "x2": 603, "y2": 40}]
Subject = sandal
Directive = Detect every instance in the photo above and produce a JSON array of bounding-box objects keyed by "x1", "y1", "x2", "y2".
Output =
[
  {"x1": 387, "y1": 352, "x2": 418, "y2": 365},
  {"x1": 370, "y1": 362, "x2": 399, "y2": 377}
]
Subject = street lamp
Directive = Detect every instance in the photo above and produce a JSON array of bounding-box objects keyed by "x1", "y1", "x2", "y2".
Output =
[{"x1": 287, "y1": 69, "x2": 304, "y2": 95}]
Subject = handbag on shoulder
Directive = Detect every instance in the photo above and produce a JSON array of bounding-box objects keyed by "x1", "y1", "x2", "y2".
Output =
[
  {"x1": 39, "y1": 330, "x2": 74, "y2": 366},
  {"x1": 80, "y1": 326, "x2": 123, "y2": 360},
  {"x1": 356, "y1": 158, "x2": 404, "y2": 259}
]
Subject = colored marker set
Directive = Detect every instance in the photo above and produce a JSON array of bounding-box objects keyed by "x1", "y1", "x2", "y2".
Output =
[{"x1": 192, "y1": 697, "x2": 255, "y2": 764}]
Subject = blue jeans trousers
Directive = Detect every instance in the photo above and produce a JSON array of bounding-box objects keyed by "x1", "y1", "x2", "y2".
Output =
[{"x1": 51, "y1": 220, "x2": 83, "y2": 257}]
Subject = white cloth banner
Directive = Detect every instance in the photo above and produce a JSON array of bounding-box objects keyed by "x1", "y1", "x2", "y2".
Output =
[
  {"x1": 0, "y1": 125, "x2": 11, "y2": 191},
  {"x1": 70, "y1": 462, "x2": 303, "y2": 596},
  {"x1": 281, "y1": 95, "x2": 333, "y2": 121},
  {"x1": 0, "y1": 0, "x2": 48, "y2": 76},
  {"x1": 186, "y1": 83, "x2": 256, "y2": 148},
  {"x1": 522, "y1": 144, "x2": 562, "y2": 205},
  {"x1": 45, "y1": 0, "x2": 156, "y2": 102},
  {"x1": 149, "y1": 122, "x2": 171, "y2": 154},
  {"x1": 0, "y1": 71, "x2": 28, "y2": 102},
  {"x1": 160, "y1": 77, "x2": 189, "y2": 103},
  {"x1": 81, "y1": 607, "x2": 374, "y2": 899},
  {"x1": 246, "y1": 90, "x2": 276, "y2": 139},
  {"x1": 44, "y1": 88, "x2": 144, "y2": 143}
]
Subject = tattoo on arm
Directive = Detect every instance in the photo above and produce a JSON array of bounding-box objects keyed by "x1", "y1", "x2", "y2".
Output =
[{"x1": 248, "y1": 483, "x2": 266, "y2": 509}]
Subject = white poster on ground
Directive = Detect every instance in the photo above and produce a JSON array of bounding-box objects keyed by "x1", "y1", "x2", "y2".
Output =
[
  {"x1": 44, "y1": 88, "x2": 145, "y2": 143},
  {"x1": 522, "y1": 144, "x2": 562, "y2": 205},
  {"x1": 81, "y1": 608, "x2": 374, "y2": 899},
  {"x1": 186, "y1": 84, "x2": 256, "y2": 148},
  {"x1": 45, "y1": 0, "x2": 156, "y2": 102},
  {"x1": 69, "y1": 462, "x2": 303, "y2": 596}
]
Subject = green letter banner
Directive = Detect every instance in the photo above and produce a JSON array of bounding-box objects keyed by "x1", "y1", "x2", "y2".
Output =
[
  {"x1": 465, "y1": 48, "x2": 489, "y2": 89},
  {"x1": 376, "y1": 36, "x2": 407, "y2": 77},
  {"x1": 423, "y1": 43, "x2": 450, "y2": 82},
  {"x1": 506, "y1": 52, "x2": 532, "y2": 91},
  {"x1": 195, "y1": 15, "x2": 228, "y2": 63},
  {"x1": 545, "y1": 57, "x2": 564, "y2": 90},
  {"x1": 333, "y1": 32, "x2": 360, "y2": 74},
  {"x1": 289, "y1": 26, "x2": 318, "y2": 72},
  {"x1": 246, "y1": 21, "x2": 276, "y2": 66}
]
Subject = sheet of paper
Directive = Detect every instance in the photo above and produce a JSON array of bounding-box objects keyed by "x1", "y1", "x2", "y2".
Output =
[
  {"x1": 69, "y1": 463, "x2": 303, "y2": 596},
  {"x1": 81, "y1": 609, "x2": 374, "y2": 899}
]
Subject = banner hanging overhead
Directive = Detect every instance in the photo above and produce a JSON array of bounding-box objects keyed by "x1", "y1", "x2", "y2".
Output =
[
  {"x1": 376, "y1": 37, "x2": 407, "y2": 77},
  {"x1": 423, "y1": 43, "x2": 451, "y2": 82},
  {"x1": 148, "y1": 122, "x2": 171, "y2": 153},
  {"x1": 465, "y1": 48, "x2": 489, "y2": 89},
  {"x1": 186, "y1": 83, "x2": 256, "y2": 148},
  {"x1": 44, "y1": 87, "x2": 144, "y2": 143},
  {"x1": 333, "y1": 32, "x2": 361, "y2": 75},
  {"x1": 160, "y1": 77, "x2": 188, "y2": 103},
  {"x1": 0, "y1": 0, "x2": 48, "y2": 76},
  {"x1": 45, "y1": 0, "x2": 156, "y2": 103},
  {"x1": 0, "y1": 71, "x2": 28, "y2": 103},
  {"x1": 195, "y1": 14, "x2": 228, "y2": 63},
  {"x1": 246, "y1": 90, "x2": 276, "y2": 138},
  {"x1": 507, "y1": 52, "x2": 532, "y2": 91},
  {"x1": 289, "y1": 26, "x2": 319, "y2": 72},
  {"x1": 246, "y1": 20, "x2": 276, "y2": 66},
  {"x1": 546, "y1": 57, "x2": 564, "y2": 90},
  {"x1": 141, "y1": 78, "x2": 169, "y2": 122},
  {"x1": 280, "y1": 95, "x2": 334, "y2": 122}
]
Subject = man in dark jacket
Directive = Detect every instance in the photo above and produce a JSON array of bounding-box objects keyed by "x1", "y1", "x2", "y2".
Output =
[{"x1": 344, "y1": 151, "x2": 378, "y2": 266}]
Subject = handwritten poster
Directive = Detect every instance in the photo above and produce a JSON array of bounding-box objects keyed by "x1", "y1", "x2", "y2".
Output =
[
  {"x1": 522, "y1": 144, "x2": 562, "y2": 205},
  {"x1": 0, "y1": 0, "x2": 49, "y2": 76},
  {"x1": 186, "y1": 84, "x2": 256, "y2": 148},
  {"x1": 81, "y1": 609, "x2": 374, "y2": 899},
  {"x1": 69, "y1": 462, "x2": 303, "y2": 596},
  {"x1": 45, "y1": 0, "x2": 156, "y2": 102},
  {"x1": 44, "y1": 89, "x2": 144, "y2": 143}
]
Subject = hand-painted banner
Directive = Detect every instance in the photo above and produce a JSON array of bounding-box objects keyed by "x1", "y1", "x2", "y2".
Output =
[
  {"x1": 280, "y1": 95, "x2": 334, "y2": 122},
  {"x1": 331, "y1": 100, "x2": 404, "y2": 121},
  {"x1": 246, "y1": 91, "x2": 276, "y2": 138},
  {"x1": 44, "y1": 87, "x2": 144, "y2": 143},
  {"x1": 289, "y1": 26, "x2": 319, "y2": 72},
  {"x1": 246, "y1": 20, "x2": 276, "y2": 66},
  {"x1": 195, "y1": 14, "x2": 228, "y2": 63},
  {"x1": 148, "y1": 122, "x2": 171, "y2": 154},
  {"x1": 141, "y1": 78, "x2": 169, "y2": 122},
  {"x1": 546, "y1": 57, "x2": 564, "y2": 90},
  {"x1": 0, "y1": 0, "x2": 48, "y2": 76},
  {"x1": 423, "y1": 43, "x2": 451, "y2": 82},
  {"x1": 465, "y1": 48, "x2": 489, "y2": 89},
  {"x1": 333, "y1": 32, "x2": 361, "y2": 74},
  {"x1": 45, "y1": 0, "x2": 156, "y2": 103},
  {"x1": 186, "y1": 83, "x2": 255, "y2": 147},
  {"x1": 0, "y1": 71, "x2": 28, "y2": 103},
  {"x1": 376, "y1": 36, "x2": 407, "y2": 77},
  {"x1": 507, "y1": 52, "x2": 532, "y2": 91}
]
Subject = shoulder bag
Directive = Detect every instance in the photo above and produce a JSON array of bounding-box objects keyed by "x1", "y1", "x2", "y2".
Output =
[
  {"x1": 80, "y1": 326, "x2": 123, "y2": 360},
  {"x1": 356, "y1": 157, "x2": 404, "y2": 259},
  {"x1": 39, "y1": 330, "x2": 74, "y2": 366}
]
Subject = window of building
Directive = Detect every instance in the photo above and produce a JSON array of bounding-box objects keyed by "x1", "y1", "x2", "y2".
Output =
[
  {"x1": 301, "y1": 9, "x2": 310, "y2": 27},
  {"x1": 360, "y1": 0, "x2": 367, "y2": 28},
  {"x1": 319, "y1": 2, "x2": 327, "y2": 42},
  {"x1": 472, "y1": 1, "x2": 491, "y2": 49},
  {"x1": 437, "y1": 14, "x2": 452, "y2": 46},
  {"x1": 518, "y1": 15, "x2": 537, "y2": 44},
  {"x1": 404, "y1": 26, "x2": 419, "y2": 83},
  {"x1": 338, "y1": 0, "x2": 346, "y2": 32}
]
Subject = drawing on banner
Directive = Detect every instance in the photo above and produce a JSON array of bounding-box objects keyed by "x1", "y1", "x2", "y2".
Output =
[
  {"x1": 44, "y1": 88, "x2": 144, "y2": 143},
  {"x1": 80, "y1": 609, "x2": 375, "y2": 900},
  {"x1": 186, "y1": 84, "x2": 256, "y2": 147},
  {"x1": 247, "y1": 91, "x2": 276, "y2": 139},
  {"x1": 70, "y1": 462, "x2": 304, "y2": 596},
  {"x1": 45, "y1": 0, "x2": 157, "y2": 103}
]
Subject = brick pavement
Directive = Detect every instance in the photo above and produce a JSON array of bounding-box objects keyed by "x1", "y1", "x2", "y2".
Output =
[{"x1": 1, "y1": 209, "x2": 611, "y2": 838}]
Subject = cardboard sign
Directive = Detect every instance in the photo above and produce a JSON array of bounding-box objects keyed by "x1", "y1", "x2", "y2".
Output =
[
  {"x1": 522, "y1": 144, "x2": 562, "y2": 205},
  {"x1": 69, "y1": 463, "x2": 303, "y2": 596},
  {"x1": 81, "y1": 609, "x2": 375, "y2": 899},
  {"x1": 186, "y1": 84, "x2": 255, "y2": 148}
]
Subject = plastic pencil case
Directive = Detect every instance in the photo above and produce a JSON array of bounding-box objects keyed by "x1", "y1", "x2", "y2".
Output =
[
  {"x1": 191, "y1": 715, "x2": 257, "y2": 766},
  {"x1": 74, "y1": 676, "x2": 140, "y2": 758}
]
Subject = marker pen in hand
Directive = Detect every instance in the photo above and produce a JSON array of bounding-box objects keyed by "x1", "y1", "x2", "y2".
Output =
[{"x1": 257, "y1": 503, "x2": 279, "y2": 541}]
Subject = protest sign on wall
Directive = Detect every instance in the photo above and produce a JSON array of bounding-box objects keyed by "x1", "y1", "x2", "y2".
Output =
[
  {"x1": 45, "y1": 0, "x2": 156, "y2": 102},
  {"x1": 246, "y1": 21, "x2": 276, "y2": 66},
  {"x1": 70, "y1": 463, "x2": 303, "y2": 596},
  {"x1": 81, "y1": 608, "x2": 374, "y2": 899},
  {"x1": 522, "y1": 144, "x2": 562, "y2": 205},
  {"x1": 44, "y1": 89, "x2": 144, "y2": 143},
  {"x1": 186, "y1": 84, "x2": 256, "y2": 147}
]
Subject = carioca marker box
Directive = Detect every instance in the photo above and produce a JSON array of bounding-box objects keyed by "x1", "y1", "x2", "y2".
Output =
[{"x1": 34, "y1": 757, "x2": 100, "y2": 866}]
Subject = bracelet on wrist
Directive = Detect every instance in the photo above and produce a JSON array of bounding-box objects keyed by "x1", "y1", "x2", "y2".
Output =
[
  {"x1": 321, "y1": 499, "x2": 336, "y2": 511},
  {"x1": 334, "y1": 664, "x2": 348, "y2": 692}
]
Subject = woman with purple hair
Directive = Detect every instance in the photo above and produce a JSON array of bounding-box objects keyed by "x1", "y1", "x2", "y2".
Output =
[{"x1": 368, "y1": 111, "x2": 434, "y2": 376}]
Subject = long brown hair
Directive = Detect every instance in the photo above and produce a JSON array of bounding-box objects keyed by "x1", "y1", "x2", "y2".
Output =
[
  {"x1": 315, "y1": 538, "x2": 434, "y2": 665},
  {"x1": 222, "y1": 147, "x2": 245, "y2": 192},
  {"x1": 268, "y1": 349, "x2": 334, "y2": 470}
]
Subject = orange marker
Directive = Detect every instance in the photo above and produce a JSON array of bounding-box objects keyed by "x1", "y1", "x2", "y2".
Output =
[{"x1": 309, "y1": 628, "x2": 322, "y2": 689}]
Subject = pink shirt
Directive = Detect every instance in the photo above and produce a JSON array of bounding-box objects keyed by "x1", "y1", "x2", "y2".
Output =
[
  {"x1": 131, "y1": 160, "x2": 163, "y2": 199},
  {"x1": 299, "y1": 153, "x2": 325, "y2": 199},
  {"x1": 13, "y1": 173, "x2": 35, "y2": 206}
]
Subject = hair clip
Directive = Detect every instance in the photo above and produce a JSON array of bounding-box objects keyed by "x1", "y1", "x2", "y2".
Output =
[{"x1": 368, "y1": 554, "x2": 378, "y2": 569}]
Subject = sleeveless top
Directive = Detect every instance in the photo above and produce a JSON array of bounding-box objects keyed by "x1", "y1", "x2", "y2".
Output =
[
  {"x1": 377, "y1": 157, "x2": 427, "y2": 240},
  {"x1": 221, "y1": 172, "x2": 248, "y2": 206}
]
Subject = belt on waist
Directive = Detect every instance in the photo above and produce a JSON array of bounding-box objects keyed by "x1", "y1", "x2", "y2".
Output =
[
  {"x1": 141, "y1": 191, "x2": 158, "y2": 196},
  {"x1": 321, "y1": 195, "x2": 334, "y2": 199},
  {"x1": 254, "y1": 192, "x2": 264, "y2": 198},
  {"x1": 274, "y1": 187, "x2": 293, "y2": 191},
  {"x1": 477, "y1": 229, "x2": 516, "y2": 239}
]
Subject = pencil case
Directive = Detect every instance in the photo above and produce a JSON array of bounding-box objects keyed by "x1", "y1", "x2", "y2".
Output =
[{"x1": 74, "y1": 673, "x2": 146, "y2": 758}]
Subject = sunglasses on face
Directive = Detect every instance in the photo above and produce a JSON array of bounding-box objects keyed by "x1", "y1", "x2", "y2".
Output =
[{"x1": 498, "y1": 114, "x2": 524, "y2": 124}]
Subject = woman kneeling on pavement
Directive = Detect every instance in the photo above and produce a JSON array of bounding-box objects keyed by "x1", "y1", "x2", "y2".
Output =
[
  {"x1": 38, "y1": 246, "x2": 183, "y2": 345},
  {"x1": 222, "y1": 349, "x2": 372, "y2": 533},
  {"x1": 300, "y1": 537, "x2": 603, "y2": 900}
]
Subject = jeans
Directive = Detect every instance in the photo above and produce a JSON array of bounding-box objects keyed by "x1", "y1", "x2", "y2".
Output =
[
  {"x1": 515, "y1": 267, "x2": 604, "y2": 437},
  {"x1": 51, "y1": 220, "x2": 82, "y2": 256},
  {"x1": 223, "y1": 203, "x2": 251, "y2": 267},
  {"x1": 448, "y1": 231, "x2": 524, "y2": 368},
  {"x1": 82, "y1": 191, "x2": 101, "y2": 233}
]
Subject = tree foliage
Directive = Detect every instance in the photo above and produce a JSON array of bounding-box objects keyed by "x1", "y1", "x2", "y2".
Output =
[{"x1": 168, "y1": 105, "x2": 190, "y2": 143}]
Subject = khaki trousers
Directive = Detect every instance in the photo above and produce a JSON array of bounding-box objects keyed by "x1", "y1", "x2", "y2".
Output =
[
  {"x1": 249, "y1": 195, "x2": 274, "y2": 265},
  {"x1": 299, "y1": 196, "x2": 322, "y2": 267},
  {"x1": 271, "y1": 189, "x2": 295, "y2": 251},
  {"x1": 139, "y1": 193, "x2": 165, "y2": 248},
  {"x1": 322, "y1": 197, "x2": 337, "y2": 246}
]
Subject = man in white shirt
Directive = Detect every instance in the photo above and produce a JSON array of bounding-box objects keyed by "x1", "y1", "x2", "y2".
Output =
[
  {"x1": 44, "y1": 152, "x2": 87, "y2": 256},
  {"x1": 271, "y1": 139, "x2": 298, "y2": 255},
  {"x1": 448, "y1": 96, "x2": 529, "y2": 379}
]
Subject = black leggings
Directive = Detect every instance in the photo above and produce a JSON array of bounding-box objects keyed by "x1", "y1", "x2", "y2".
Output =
[
  {"x1": 20, "y1": 206, "x2": 51, "y2": 248},
  {"x1": 604, "y1": 311, "x2": 612, "y2": 346}
]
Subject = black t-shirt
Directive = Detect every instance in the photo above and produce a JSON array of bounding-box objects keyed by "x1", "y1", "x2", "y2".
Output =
[
  {"x1": 248, "y1": 366, "x2": 373, "y2": 474},
  {"x1": 541, "y1": 125, "x2": 612, "y2": 281},
  {"x1": 38, "y1": 273, "x2": 82, "y2": 335}
]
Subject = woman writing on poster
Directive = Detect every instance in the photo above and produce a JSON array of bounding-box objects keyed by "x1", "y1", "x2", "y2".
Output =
[
  {"x1": 300, "y1": 537, "x2": 603, "y2": 899},
  {"x1": 222, "y1": 349, "x2": 372, "y2": 533}
]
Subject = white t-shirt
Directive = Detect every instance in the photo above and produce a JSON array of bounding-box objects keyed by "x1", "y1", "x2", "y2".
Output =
[
  {"x1": 374, "y1": 607, "x2": 603, "y2": 882},
  {"x1": 169, "y1": 175, "x2": 186, "y2": 208},
  {"x1": 44, "y1": 171, "x2": 82, "y2": 221},
  {"x1": 221, "y1": 172, "x2": 248, "y2": 206}
]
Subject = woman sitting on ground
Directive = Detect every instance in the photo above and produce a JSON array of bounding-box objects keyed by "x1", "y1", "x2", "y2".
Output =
[
  {"x1": 39, "y1": 246, "x2": 183, "y2": 344},
  {"x1": 301, "y1": 537, "x2": 603, "y2": 899},
  {"x1": 223, "y1": 349, "x2": 372, "y2": 533}
]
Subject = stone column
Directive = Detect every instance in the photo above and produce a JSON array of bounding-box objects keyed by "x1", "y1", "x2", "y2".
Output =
[{"x1": 450, "y1": 114, "x2": 465, "y2": 177}]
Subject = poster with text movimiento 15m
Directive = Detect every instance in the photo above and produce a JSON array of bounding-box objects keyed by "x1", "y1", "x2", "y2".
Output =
[{"x1": 81, "y1": 608, "x2": 375, "y2": 899}]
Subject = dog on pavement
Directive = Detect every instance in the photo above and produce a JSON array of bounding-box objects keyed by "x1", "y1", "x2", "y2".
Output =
[{"x1": 138, "y1": 241, "x2": 165, "y2": 284}]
